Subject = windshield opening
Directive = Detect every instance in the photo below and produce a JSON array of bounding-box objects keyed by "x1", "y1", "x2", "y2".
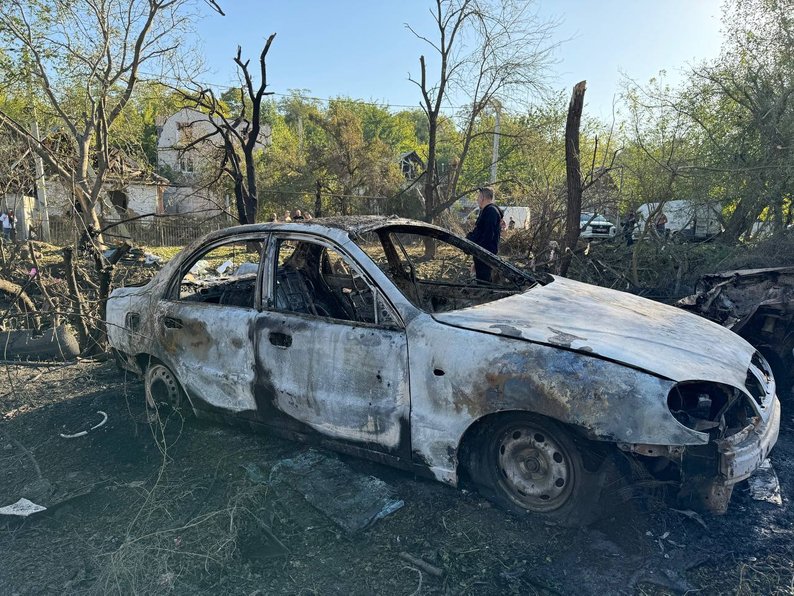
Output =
[{"x1": 354, "y1": 225, "x2": 536, "y2": 313}]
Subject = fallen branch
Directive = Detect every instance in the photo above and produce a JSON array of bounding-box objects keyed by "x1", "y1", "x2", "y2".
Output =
[
  {"x1": 398, "y1": 552, "x2": 443, "y2": 577},
  {"x1": 28, "y1": 240, "x2": 61, "y2": 326}
]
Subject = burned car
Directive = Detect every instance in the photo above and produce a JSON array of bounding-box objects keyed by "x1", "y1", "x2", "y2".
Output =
[
  {"x1": 108, "y1": 217, "x2": 779, "y2": 525},
  {"x1": 678, "y1": 266, "x2": 794, "y2": 391}
]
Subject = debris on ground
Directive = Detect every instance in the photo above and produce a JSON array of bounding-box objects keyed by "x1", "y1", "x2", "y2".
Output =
[
  {"x1": 0, "y1": 497, "x2": 46, "y2": 517},
  {"x1": 58, "y1": 410, "x2": 108, "y2": 439},
  {"x1": 267, "y1": 450, "x2": 404, "y2": 533},
  {"x1": 748, "y1": 458, "x2": 783, "y2": 506}
]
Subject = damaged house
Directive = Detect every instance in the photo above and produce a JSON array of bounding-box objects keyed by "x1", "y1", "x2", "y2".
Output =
[{"x1": 156, "y1": 107, "x2": 271, "y2": 217}]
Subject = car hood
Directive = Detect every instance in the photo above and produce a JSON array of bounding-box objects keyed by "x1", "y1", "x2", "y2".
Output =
[{"x1": 434, "y1": 276, "x2": 755, "y2": 387}]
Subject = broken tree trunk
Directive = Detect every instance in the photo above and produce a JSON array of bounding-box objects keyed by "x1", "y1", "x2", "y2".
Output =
[
  {"x1": 560, "y1": 80, "x2": 587, "y2": 277},
  {"x1": 89, "y1": 241, "x2": 131, "y2": 353},
  {"x1": 62, "y1": 247, "x2": 91, "y2": 351},
  {"x1": 28, "y1": 241, "x2": 60, "y2": 326}
]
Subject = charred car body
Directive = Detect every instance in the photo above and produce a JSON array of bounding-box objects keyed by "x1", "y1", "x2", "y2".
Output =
[
  {"x1": 678, "y1": 266, "x2": 794, "y2": 391},
  {"x1": 108, "y1": 217, "x2": 780, "y2": 524}
]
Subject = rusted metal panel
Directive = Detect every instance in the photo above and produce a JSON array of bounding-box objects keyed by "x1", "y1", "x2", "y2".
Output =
[
  {"x1": 678, "y1": 266, "x2": 794, "y2": 386},
  {"x1": 717, "y1": 397, "x2": 781, "y2": 484},
  {"x1": 155, "y1": 301, "x2": 258, "y2": 412},
  {"x1": 405, "y1": 313, "x2": 708, "y2": 485}
]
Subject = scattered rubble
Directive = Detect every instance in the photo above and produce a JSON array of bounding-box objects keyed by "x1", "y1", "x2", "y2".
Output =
[{"x1": 748, "y1": 458, "x2": 783, "y2": 506}]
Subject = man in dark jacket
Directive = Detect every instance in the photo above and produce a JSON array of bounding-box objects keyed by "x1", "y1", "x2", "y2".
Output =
[{"x1": 466, "y1": 186, "x2": 502, "y2": 282}]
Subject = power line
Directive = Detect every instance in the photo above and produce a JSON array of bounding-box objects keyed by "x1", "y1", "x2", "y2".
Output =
[{"x1": 138, "y1": 71, "x2": 468, "y2": 113}]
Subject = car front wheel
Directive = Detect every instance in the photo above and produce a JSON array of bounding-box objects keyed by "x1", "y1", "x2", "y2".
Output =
[{"x1": 476, "y1": 415, "x2": 609, "y2": 526}]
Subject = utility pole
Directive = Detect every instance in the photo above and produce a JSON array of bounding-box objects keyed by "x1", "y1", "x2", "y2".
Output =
[
  {"x1": 23, "y1": 49, "x2": 51, "y2": 241},
  {"x1": 490, "y1": 99, "x2": 501, "y2": 184},
  {"x1": 30, "y1": 119, "x2": 51, "y2": 242}
]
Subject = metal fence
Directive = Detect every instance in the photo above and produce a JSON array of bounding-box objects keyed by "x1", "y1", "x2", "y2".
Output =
[{"x1": 47, "y1": 217, "x2": 232, "y2": 247}]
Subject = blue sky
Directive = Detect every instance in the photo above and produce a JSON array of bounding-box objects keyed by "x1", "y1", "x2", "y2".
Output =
[{"x1": 193, "y1": 0, "x2": 725, "y2": 120}]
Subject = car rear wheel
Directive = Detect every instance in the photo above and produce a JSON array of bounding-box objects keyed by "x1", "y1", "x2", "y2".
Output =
[
  {"x1": 476, "y1": 415, "x2": 607, "y2": 526},
  {"x1": 144, "y1": 361, "x2": 187, "y2": 413}
]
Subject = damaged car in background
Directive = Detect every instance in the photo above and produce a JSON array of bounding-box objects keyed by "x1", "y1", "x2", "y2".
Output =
[
  {"x1": 678, "y1": 266, "x2": 794, "y2": 392},
  {"x1": 107, "y1": 217, "x2": 780, "y2": 525}
]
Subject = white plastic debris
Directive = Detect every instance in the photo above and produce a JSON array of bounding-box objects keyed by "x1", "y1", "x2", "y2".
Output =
[
  {"x1": 59, "y1": 410, "x2": 108, "y2": 439},
  {"x1": 144, "y1": 252, "x2": 163, "y2": 266},
  {"x1": 748, "y1": 458, "x2": 782, "y2": 506},
  {"x1": 216, "y1": 259, "x2": 234, "y2": 275},
  {"x1": 0, "y1": 497, "x2": 46, "y2": 517},
  {"x1": 189, "y1": 259, "x2": 210, "y2": 276}
]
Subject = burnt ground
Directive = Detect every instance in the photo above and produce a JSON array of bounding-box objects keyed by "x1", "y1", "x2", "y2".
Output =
[{"x1": 1, "y1": 361, "x2": 793, "y2": 595}]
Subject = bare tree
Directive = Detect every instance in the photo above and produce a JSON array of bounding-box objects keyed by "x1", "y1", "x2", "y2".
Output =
[
  {"x1": 407, "y1": 0, "x2": 556, "y2": 231},
  {"x1": 0, "y1": 0, "x2": 222, "y2": 352},
  {"x1": 559, "y1": 80, "x2": 585, "y2": 276},
  {"x1": 183, "y1": 35, "x2": 276, "y2": 225}
]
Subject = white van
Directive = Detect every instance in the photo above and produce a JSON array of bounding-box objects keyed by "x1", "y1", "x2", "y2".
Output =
[{"x1": 636, "y1": 200, "x2": 722, "y2": 240}]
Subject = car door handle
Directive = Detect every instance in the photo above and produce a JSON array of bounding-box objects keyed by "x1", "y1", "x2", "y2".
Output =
[
  {"x1": 164, "y1": 316, "x2": 183, "y2": 329},
  {"x1": 269, "y1": 332, "x2": 292, "y2": 348}
]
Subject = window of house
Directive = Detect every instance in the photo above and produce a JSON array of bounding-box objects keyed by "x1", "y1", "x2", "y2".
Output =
[
  {"x1": 109, "y1": 189, "x2": 128, "y2": 213},
  {"x1": 179, "y1": 156, "x2": 194, "y2": 173}
]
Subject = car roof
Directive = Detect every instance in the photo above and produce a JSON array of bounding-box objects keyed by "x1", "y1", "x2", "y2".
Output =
[{"x1": 189, "y1": 216, "x2": 450, "y2": 247}]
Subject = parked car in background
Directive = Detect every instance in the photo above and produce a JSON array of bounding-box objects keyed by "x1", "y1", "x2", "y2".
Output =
[
  {"x1": 636, "y1": 200, "x2": 722, "y2": 241},
  {"x1": 579, "y1": 213, "x2": 617, "y2": 240},
  {"x1": 108, "y1": 217, "x2": 779, "y2": 525}
]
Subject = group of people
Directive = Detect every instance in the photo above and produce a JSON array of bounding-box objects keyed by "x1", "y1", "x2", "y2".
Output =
[{"x1": 268, "y1": 209, "x2": 314, "y2": 223}]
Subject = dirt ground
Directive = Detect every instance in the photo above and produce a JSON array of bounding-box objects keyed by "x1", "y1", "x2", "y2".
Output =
[{"x1": 1, "y1": 360, "x2": 793, "y2": 595}]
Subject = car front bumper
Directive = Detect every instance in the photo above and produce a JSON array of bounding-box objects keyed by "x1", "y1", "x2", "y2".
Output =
[
  {"x1": 718, "y1": 395, "x2": 781, "y2": 485},
  {"x1": 681, "y1": 394, "x2": 781, "y2": 514}
]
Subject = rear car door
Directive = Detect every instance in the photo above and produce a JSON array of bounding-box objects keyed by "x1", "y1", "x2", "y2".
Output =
[{"x1": 156, "y1": 233, "x2": 266, "y2": 414}]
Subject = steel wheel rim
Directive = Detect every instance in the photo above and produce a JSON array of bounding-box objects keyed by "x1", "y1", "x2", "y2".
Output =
[
  {"x1": 495, "y1": 424, "x2": 574, "y2": 512},
  {"x1": 146, "y1": 365, "x2": 182, "y2": 409}
]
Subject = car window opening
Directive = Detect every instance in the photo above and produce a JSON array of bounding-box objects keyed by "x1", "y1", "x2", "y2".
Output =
[
  {"x1": 273, "y1": 239, "x2": 397, "y2": 327},
  {"x1": 178, "y1": 240, "x2": 262, "y2": 308}
]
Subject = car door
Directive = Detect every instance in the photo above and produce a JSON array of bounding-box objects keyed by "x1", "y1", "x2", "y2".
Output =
[
  {"x1": 254, "y1": 233, "x2": 410, "y2": 456},
  {"x1": 156, "y1": 233, "x2": 266, "y2": 414}
]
